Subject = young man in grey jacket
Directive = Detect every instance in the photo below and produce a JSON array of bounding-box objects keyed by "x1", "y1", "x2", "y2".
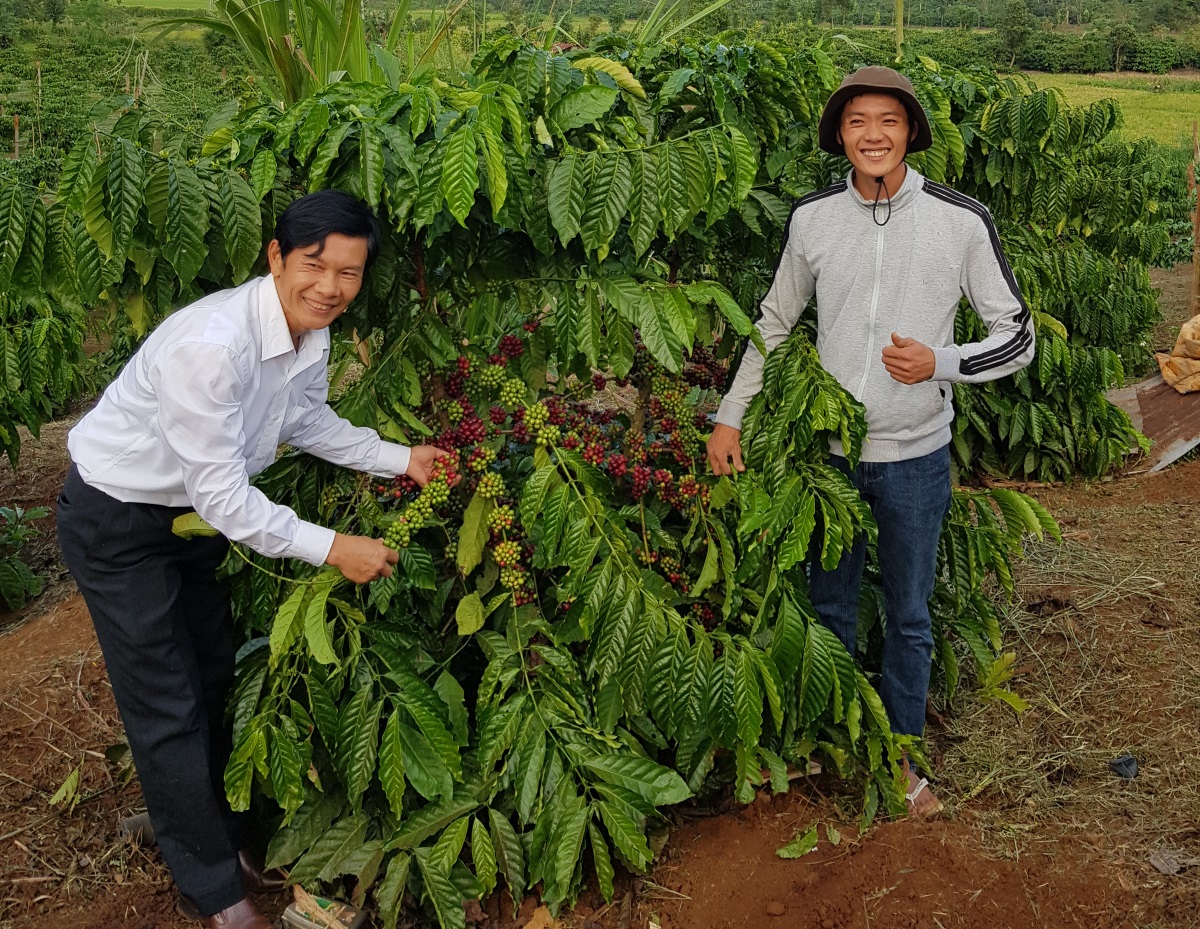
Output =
[{"x1": 706, "y1": 66, "x2": 1035, "y2": 814}]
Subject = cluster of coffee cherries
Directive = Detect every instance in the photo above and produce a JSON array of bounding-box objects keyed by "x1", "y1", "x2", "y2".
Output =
[
  {"x1": 681, "y1": 345, "x2": 729, "y2": 392},
  {"x1": 431, "y1": 327, "x2": 533, "y2": 450},
  {"x1": 371, "y1": 325, "x2": 731, "y2": 614},
  {"x1": 320, "y1": 482, "x2": 343, "y2": 513},
  {"x1": 524, "y1": 401, "x2": 560, "y2": 448},
  {"x1": 382, "y1": 457, "x2": 459, "y2": 550},
  {"x1": 657, "y1": 553, "x2": 691, "y2": 594},
  {"x1": 690, "y1": 600, "x2": 719, "y2": 630},
  {"x1": 636, "y1": 547, "x2": 698, "y2": 598},
  {"x1": 653, "y1": 472, "x2": 711, "y2": 512},
  {"x1": 487, "y1": 506, "x2": 535, "y2": 601},
  {"x1": 645, "y1": 376, "x2": 705, "y2": 468},
  {"x1": 635, "y1": 545, "x2": 720, "y2": 623},
  {"x1": 477, "y1": 472, "x2": 506, "y2": 500},
  {"x1": 500, "y1": 378, "x2": 527, "y2": 408}
]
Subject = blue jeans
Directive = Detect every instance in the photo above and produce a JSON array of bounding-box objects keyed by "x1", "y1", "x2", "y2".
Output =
[{"x1": 808, "y1": 445, "x2": 951, "y2": 738}]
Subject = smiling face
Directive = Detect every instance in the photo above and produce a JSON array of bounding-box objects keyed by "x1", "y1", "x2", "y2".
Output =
[
  {"x1": 837, "y1": 92, "x2": 916, "y2": 198},
  {"x1": 267, "y1": 233, "x2": 369, "y2": 342}
]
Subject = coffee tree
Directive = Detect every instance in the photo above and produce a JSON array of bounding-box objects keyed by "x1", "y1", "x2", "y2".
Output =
[
  {"x1": 0, "y1": 187, "x2": 86, "y2": 465},
  {"x1": 943, "y1": 77, "x2": 1182, "y2": 479}
]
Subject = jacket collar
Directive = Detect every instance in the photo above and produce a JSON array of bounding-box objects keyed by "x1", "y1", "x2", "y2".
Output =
[
  {"x1": 845, "y1": 164, "x2": 924, "y2": 216},
  {"x1": 255, "y1": 275, "x2": 329, "y2": 366}
]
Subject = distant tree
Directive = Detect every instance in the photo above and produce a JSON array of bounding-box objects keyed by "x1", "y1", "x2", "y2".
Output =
[
  {"x1": 998, "y1": 0, "x2": 1034, "y2": 66},
  {"x1": 607, "y1": 0, "x2": 630, "y2": 31},
  {"x1": 495, "y1": 0, "x2": 521, "y2": 29},
  {"x1": 814, "y1": 0, "x2": 853, "y2": 25},
  {"x1": 43, "y1": 0, "x2": 66, "y2": 24},
  {"x1": 947, "y1": 2, "x2": 979, "y2": 27},
  {"x1": 68, "y1": 0, "x2": 107, "y2": 41},
  {"x1": 569, "y1": 12, "x2": 596, "y2": 44},
  {"x1": 1108, "y1": 20, "x2": 1138, "y2": 71},
  {"x1": 0, "y1": 0, "x2": 15, "y2": 42}
]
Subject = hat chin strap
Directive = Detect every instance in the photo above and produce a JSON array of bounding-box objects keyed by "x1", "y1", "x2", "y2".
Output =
[{"x1": 872, "y1": 175, "x2": 892, "y2": 227}]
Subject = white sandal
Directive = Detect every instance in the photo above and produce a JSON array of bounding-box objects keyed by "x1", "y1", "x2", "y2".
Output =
[
  {"x1": 905, "y1": 777, "x2": 944, "y2": 815},
  {"x1": 905, "y1": 777, "x2": 930, "y2": 804}
]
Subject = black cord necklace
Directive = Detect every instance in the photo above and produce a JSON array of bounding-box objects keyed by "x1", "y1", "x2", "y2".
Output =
[{"x1": 872, "y1": 175, "x2": 892, "y2": 226}]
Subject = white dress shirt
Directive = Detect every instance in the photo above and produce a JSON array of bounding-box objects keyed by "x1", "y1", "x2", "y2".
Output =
[{"x1": 68, "y1": 275, "x2": 411, "y2": 566}]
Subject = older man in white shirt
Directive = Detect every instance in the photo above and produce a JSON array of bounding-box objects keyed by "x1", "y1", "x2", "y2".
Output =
[{"x1": 57, "y1": 190, "x2": 446, "y2": 929}]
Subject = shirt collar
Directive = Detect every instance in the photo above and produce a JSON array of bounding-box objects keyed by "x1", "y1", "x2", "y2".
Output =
[
  {"x1": 845, "y1": 164, "x2": 924, "y2": 214},
  {"x1": 255, "y1": 275, "x2": 330, "y2": 365}
]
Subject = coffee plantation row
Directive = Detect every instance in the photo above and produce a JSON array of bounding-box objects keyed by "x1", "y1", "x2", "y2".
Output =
[{"x1": 0, "y1": 31, "x2": 1185, "y2": 928}]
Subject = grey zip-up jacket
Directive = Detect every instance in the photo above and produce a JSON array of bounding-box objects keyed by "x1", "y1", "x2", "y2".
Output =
[{"x1": 715, "y1": 167, "x2": 1034, "y2": 462}]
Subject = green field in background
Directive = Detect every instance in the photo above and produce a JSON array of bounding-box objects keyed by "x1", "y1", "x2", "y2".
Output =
[
  {"x1": 1025, "y1": 71, "x2": 1200, "y2": 146},
  {"x1": 123, "y1": 0, "x2": 213, "y2": 9},
  {"x1": 124, "y1": 0, "x2": 605, "y2": 24}
]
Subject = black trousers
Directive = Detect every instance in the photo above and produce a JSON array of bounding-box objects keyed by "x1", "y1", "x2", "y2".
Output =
[{"x1": 57, "y1": 465, "x2": 246, "y2": 916}]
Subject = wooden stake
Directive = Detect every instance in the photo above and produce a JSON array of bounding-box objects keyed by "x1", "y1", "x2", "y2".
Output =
[
  {"x1": 1192, "y1": 121, "x2": 1200, "y2": 318},
  {"x1": 34, "y1": 61, "x2": 41, "y2": 154}
]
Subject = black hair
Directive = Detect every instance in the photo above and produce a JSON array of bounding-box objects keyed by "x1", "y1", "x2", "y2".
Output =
[{"x1": 274, "y1": 189, "x2": 381, "y2": 269}]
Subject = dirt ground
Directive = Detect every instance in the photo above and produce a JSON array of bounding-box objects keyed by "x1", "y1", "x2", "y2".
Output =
[
  {"x1": 3, "y1": 268, "x2": 1199, "y2": 929},
  {"x1": 1149, "y1": 262, "x2": 1195, "y2": 353}
]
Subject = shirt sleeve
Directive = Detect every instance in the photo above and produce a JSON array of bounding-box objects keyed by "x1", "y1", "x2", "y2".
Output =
[
  {"x1": 152, "y1": 342, "x2": 336, "y2": 566},
  {"x1": 931, "y1": 213, "x2": 1036, "y2": 384},
  {"x1": 715, "y1": 208, "x2": 816, "y2": 430},
  {"x1": 281, "y1": 365, "x2": 412, "y2": 477}
]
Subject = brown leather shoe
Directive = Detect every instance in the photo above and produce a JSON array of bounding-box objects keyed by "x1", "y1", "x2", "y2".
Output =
[
  {"x1": 237, "y1": 848, "x2": 288, "y2": 893},
  {"x1": 180, "y1": 897, "x2": 272, "y2": 926},
  {"x1": 176, "y1": 894, "x2": 275, "y2": 926}
]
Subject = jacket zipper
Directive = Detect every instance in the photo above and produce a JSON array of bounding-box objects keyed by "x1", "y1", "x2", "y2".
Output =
[{"x1": 854, "y1": 224, "x2": 885, "y2": 401}]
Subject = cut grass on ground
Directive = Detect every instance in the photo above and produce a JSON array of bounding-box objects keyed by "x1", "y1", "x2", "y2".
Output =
[
  {"x1": 1025, "y1": 71, "x2": 1200, "y2": 146},
  {"x1": 938, "y1": 487, "x2": 1200, "y2": 926}
]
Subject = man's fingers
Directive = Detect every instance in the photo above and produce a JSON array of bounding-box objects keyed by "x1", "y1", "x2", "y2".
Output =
[
  {"x1": 884, "y1": 337, "x2": 934, "y2": 383},
  {"x1": 707, "y1": 442, "x2": 742, "y2": 476},
  {"x1": 706, "y1": 443, "x2": 723, "y2": 476},
  {"x1": 883, "y1": 356, "x2": 918, "y2": 381},
  {"x1": 712, "y1": 451, "x2": 741, "y2": 475},
  {"x1": 885, "y1": 367, "x2": 919, "y2": 385},
  {"x1": 707, "y1": 425, "x2": 747, "y2": 477},
  {"x1": 379, "y1": 563, "x2": 393, "y2": 579},
  {"x1": 385, "y1": 547, "x2": 400, "y2": 564}
]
